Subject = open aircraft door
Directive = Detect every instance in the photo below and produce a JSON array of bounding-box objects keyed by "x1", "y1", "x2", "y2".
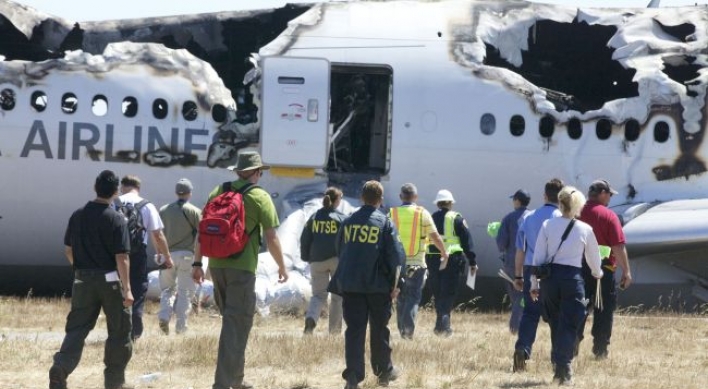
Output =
[{"x1": 260, "y1": 56, "x2": 330, "y2": 170}]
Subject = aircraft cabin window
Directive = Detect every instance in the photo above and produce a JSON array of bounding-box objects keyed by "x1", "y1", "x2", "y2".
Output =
[
  {"x1": 122, "y1": 96, "x2": 138, "y2": 117},
  {"x1": 539, "y1": 115, "x2": 555, "y2": 138},
  {"x1": 212, "y1": 104, "x2": 227, "y2": 123},
  {"x1": 92, "y1": 95, "x2": 108, "y2": 117},
  {"x1": 0, "y1": 88, "x2": 16, "y2": 111},
  {"x1": 480, "y1": 113, "x2": 496, "y2": 135},
  {"x1": 153, "y1": 98, "x2": 168, "y2": 119},
  {"x1": 596, "y1": 119, "x2": 612, "y2": 140},
  {"x1": 510, "y1": 115, "x2": 525, "y2": 136},
  {"x1": 31, "y1": 91, "x2": 47, "y2": 112},
  {"x1": 61, "y1": 93, "x2": 78, "y2": 114},
  {"x1": 625, "y1": 119, "x2": 640, "y2": 141},
  {"x1": 654, "y1": 121, "x2": 670, "y2": 143},
  {"x1": 182, "y1": 101, "x2": 198, "y2": 121},
  {"x1": 567, "y1": 118, "x2": 582, "y2": 140}
]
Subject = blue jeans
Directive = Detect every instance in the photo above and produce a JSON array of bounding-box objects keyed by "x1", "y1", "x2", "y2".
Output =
[
  {"x1": 514, "y1": 266, "x2": 542, "y2": 358},
  {"x1": 396, "y1": 266, "x2": 427, "y2": 338},
  {"x1": 540, "y1": 264, "x2": 587, "y2": 367}
]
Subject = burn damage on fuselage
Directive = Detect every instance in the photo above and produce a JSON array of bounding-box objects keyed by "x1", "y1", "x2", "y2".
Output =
[
  {"x1": 0, "y1": 2, "x2": 312, "y2": 168},
  {"x1": 484, "y1": 19, "x2": 638, "y2": 113}
]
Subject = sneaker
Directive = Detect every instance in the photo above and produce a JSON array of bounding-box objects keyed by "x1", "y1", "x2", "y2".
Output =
[
  {"x1": 159, "y1": 320, "x2": 169, "y2": 335},
  {"x1": 304, "y1": 317, "x2": 316, "y2": 335},
  {"x1": 513, "y1": 349, "x2": 526, "y2": 372},
  {"x1": 377, "y1": 367, "x2": 400, "y2": 387},
  {"x1": 49, "y1": 365, "x2": 67, "y2": 389}
]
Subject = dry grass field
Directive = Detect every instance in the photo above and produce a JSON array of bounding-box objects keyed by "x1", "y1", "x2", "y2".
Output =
[{"x1": 0, "y1": 296, "x2": 706, "y2": 389}]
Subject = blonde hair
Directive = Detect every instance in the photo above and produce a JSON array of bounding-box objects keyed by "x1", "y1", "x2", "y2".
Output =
[
  {"x1": 558, "y1": 186, "x2": 586, "y2": 218},
  {"x1": 323, "y1": 187, "x2": 343, "y2": 209}
]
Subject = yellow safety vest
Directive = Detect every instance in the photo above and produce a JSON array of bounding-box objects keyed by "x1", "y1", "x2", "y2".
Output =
[
  {"x1": 390, "y1": 206, "x2": 424, "y2": 257},
  {"x1": 442, "y1": 211, "x2": 463, "y2": 255}
]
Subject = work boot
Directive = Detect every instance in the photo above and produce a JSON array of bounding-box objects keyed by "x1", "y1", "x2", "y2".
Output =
[
  {"x1": 49, "y1": 365, "x2": 67, "y2": 389},
  {"x1": 303, "y1": 317, "x2": 316, "y2": 335},
  {"x1": 513, "y1": 349, "x2": 526, "y2": 372},
  {"x1": 377, "y1": 366, "x2": 400, "y2": 387},
  {"x1": 592, "y1": 344, "x2": 609, "y2": 360},
  {"x1": 557, "y1": 365, "x2": 573, "y2": 386},
  {"x1": 159, "y1": 320, "x2": 169, "y2": 335}
]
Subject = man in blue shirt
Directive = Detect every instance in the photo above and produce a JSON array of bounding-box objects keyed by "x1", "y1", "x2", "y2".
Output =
[
  {"x1": 512, "y1": 178, "x2": 563, "y2": 372},
  {"x1": 496, "y1": 189, "x2": 531, "y2": 334}
]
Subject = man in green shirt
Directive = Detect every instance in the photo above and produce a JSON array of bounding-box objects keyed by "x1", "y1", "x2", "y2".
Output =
[{"x1": 192, "y1": 151, "x2": 288, "y2": 389}]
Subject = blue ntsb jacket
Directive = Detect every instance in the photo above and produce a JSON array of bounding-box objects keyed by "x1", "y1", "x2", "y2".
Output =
[{"x1": 329, "y1": 205, "x2": 406, "y2": 294}]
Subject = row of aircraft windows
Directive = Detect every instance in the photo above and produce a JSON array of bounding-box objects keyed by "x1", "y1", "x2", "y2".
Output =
[
  {"x1": 0, "y1": 88, "x2": 230, "y2": 123},
  {"x1": 480, "y1": 113, "x2": 671, "y2": 143}
]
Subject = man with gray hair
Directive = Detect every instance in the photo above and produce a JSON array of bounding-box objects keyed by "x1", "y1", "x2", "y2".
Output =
[
  {"x1": 389, "y1": 183, "x2": 448, "y2": 339},
  {"x1": 158, "y1": 178, "x2": 202, "y2": 335}
]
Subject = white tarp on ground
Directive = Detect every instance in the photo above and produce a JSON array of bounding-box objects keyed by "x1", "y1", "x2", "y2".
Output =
[{"x1": 147, "y1": 182, "x2": 359, "y2": 317}]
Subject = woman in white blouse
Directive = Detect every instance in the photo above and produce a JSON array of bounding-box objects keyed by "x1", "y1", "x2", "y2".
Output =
[{"x1": 530, "y1": 186, "x2": 603, "y2": 386}]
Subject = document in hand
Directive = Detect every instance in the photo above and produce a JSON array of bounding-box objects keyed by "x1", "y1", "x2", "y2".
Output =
[{"x1": 466, "y1": 271, "x2": 476, "y2": 290}]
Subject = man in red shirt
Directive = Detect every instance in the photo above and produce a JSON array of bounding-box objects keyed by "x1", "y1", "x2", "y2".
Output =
[{"x1": 577, "y1": 179, "x2": 633, "y2": 359}]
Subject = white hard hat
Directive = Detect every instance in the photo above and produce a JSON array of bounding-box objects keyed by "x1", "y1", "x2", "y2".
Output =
[{"x1": 433, "y1": 189, "x2": 455, "y2": 204}]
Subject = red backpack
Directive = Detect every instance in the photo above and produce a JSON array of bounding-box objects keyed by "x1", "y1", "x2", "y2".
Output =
[{"x1": 199, "y1": 182, "x2": 258, "y2": 258}]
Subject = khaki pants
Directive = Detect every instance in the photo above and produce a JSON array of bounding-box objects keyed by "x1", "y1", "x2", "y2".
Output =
[
  {"x1": 306, "y1": 257, "x2": 343, "y2": 333},
  {"x1": 158, "y1": 250, "x2": 196, "y2": 333}
]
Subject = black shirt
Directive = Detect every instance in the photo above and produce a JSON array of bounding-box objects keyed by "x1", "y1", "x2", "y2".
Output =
[
  {"x1": 300, "y1": 208, "x2": 348, "y2": 263},
  {"x1": 64, "y1": 201, "x2": 130, "y2": 270}
]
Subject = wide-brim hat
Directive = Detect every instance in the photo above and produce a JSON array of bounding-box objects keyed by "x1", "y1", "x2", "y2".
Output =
[{"x1": 227, "y1": 151, "x2": 271, "y2": 172}]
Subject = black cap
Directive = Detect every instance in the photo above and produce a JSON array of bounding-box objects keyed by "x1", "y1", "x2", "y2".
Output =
[
  {"x1": 589, "y1": 179, "x2": 618, "y2": 195},
  {"x1": 510, "y1": 189, "x2": 531, "y2": 203}
]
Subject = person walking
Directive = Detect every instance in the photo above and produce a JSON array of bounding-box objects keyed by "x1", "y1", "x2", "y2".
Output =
[
  {"x1": 157, "y1": 178, "x2": 202, "y2": 335},
  {"x1": 512, "y1": 178, "x2": 563, "y2": 372},
  {"x1": 529, "y1": 186, "x2": 603, "y2": 385},
  {"x1": 49, "y1": 170, "x2": 134, "y2": 389},
  {"x1": 497, "y1": 189, "x2": 531, "y2": 334},
  {"x1": 301, "y1": 187, "x2": 348, "y2": 335},
  {"x1": 390, "y1": 183, "x2": 448, "y2": 339},
  {"x1": 119, "y1": 175, "x2": 172, "y2": 341},
  {"x1": 577, "y1": 179, "x2": 632, "y2": 359},
  {"x1": 426, "y1": 189, "x2": 478, "y2": 336},
  {"x1": 192, "y1": 151, "x2": 288, "y2": 389},
  {"x1": 329, "y1": 180, "x2": 406, "y2": 389}
]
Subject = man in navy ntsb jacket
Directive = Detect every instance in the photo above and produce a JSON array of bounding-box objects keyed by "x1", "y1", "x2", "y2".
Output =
[{"x1": 329, "y1": 180, "x2": 406, "y2": 389}]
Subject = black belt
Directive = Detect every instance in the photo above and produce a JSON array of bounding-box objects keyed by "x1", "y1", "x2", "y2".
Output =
[{"x1": 75, "y1": 269, "x2": 112, "y2": 276}]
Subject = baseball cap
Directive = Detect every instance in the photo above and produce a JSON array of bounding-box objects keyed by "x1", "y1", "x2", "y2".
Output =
[
  {"x1": 589, "y1": 179, "x2": 618, "y2": 195},
  {"x1": 510, "y1": 189, "x2": 531, "y2": 203},
  {"x1": 175, "y1": 178, "x2": 193, "y2": 194}
]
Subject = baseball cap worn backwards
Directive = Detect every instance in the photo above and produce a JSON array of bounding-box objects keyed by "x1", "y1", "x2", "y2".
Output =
[
  {"x1": 227, "y1": 151, "x2": 271, "y2": 172},
  {"x1": 589, "y1": 179, "x2": 618, "y2": 195}
]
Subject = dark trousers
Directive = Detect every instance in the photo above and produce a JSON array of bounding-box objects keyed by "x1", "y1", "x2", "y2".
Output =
[
  {"x1": 53, "y1": 270, "x2": 132, "y2": 388},
  {"x1": 129, "y1": 249, "x2": 148, "y2": 340},
  {"x1": 514, "y1": 266, "x2": 542, "y2": 358},
  {"x1": 425, "y1": 253, "x2": 467, "y2": 333},
  {"x1": 579, "y1": 266, "x2": 617, "y2": 354},
  {"x1": 540, "y1": 264, "x2": 586, "y2": 368},
  {"x1": 342, "y1": 292, "x2": 394, "y2": 384},
  {"x1": 210, "y1": 268, "x2": 256, "y2": 389}
]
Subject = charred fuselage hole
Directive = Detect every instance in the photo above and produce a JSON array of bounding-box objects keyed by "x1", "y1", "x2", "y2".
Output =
[
  {"x1": 510, "y1": 115, "x2": 525, "y2": 137},
  {"x1": 31, "y1": 91, "x2": 47, "y2": 112},
  {"x1": 212, "y1": 104, "x2": 227, "y2": 123},
  {"x1": 153, "y1": 98, "x2": 168, "y2": 119},
  {"x1": 662, "y1": 55, "x2": 701, "y2": 91},
  {"x1": 0, "y1": 88, "x2": 16, "y2": 111},
  {"x1": 654, "y1": 20, "x2": 696, "y2": 43},
  {"x1": 61, "y1": 93, "x2": 77, "y2": 114},
  {"x1": 567, "y1": 118, "x2": 582, "y2": 140},
  {"x1": 122, "y1": 96, "x2": 138, "y2": 118},
  {"x1": 596, "y1": 119, "x2": 612, "y2": 140},
  {"x1": 484, "y1": 19, "x2": 638, "y2": 113}
]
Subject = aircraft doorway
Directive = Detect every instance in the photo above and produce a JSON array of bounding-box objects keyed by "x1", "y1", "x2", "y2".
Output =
[{"x1": 327, "y1": 65, "x2": 392, "y2": 175}]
